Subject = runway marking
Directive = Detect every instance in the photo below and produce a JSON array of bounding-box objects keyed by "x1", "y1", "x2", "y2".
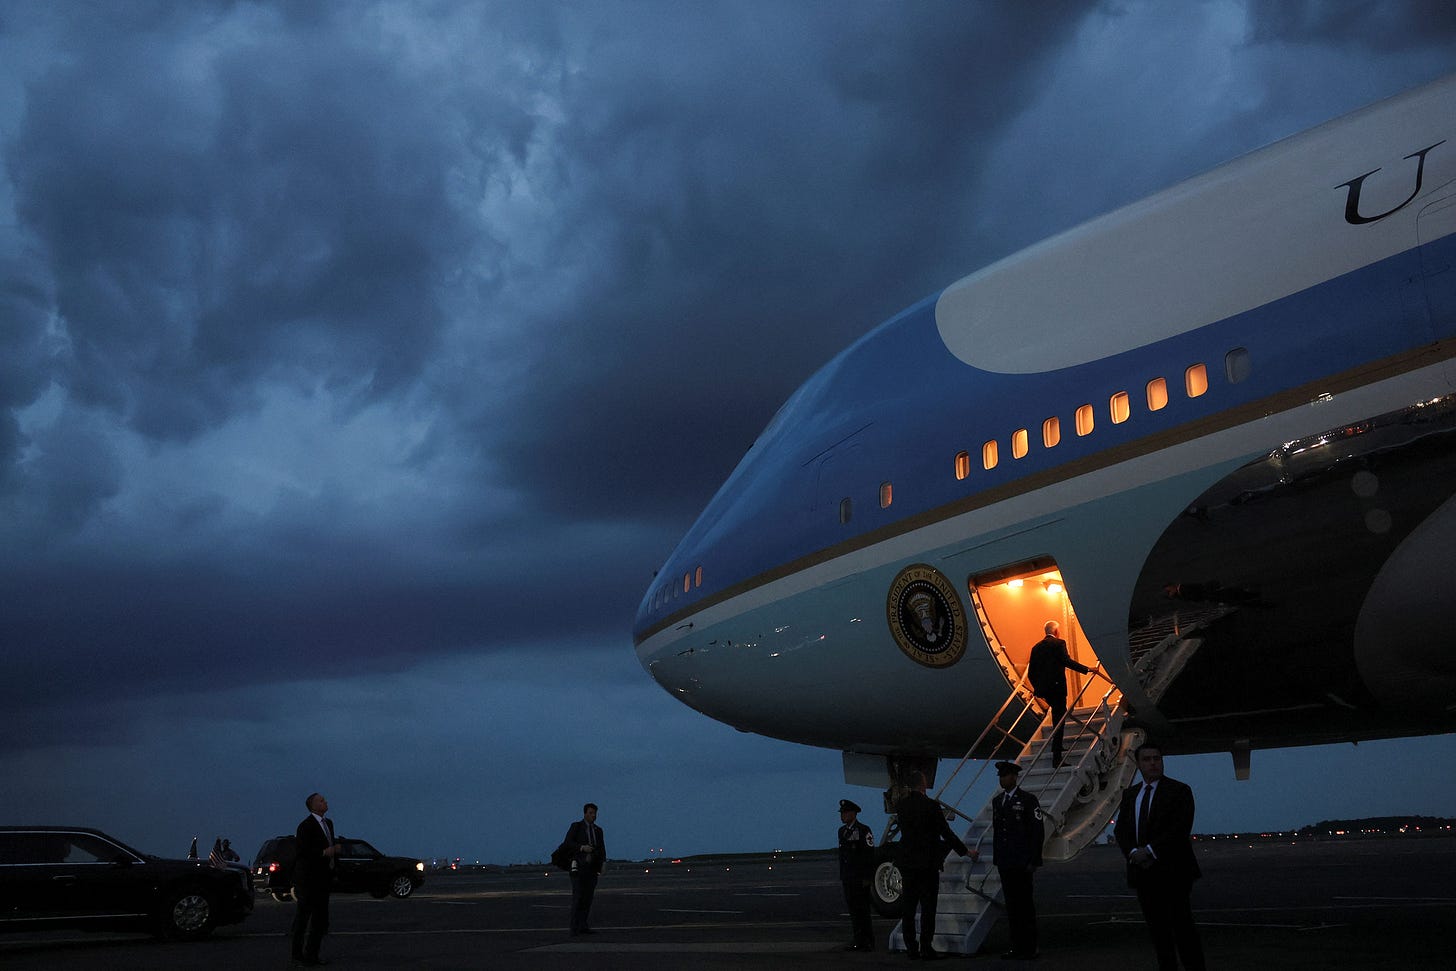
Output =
[
  {"x1": 1333, "y1": 896, "x2": 1456, "y2": 903},
  {"x1": 531, "y1": 941, "x2": 834, "y2": 953}
]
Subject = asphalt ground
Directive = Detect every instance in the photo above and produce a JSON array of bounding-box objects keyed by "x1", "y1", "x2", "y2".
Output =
[{"x1": 1, "y1": 837, "x2": 1451, "y2": 969}]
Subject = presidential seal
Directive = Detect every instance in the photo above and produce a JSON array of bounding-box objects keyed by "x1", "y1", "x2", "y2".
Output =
[{"x1": 886, "y1": 564, "x2": 968, "y2": 668}]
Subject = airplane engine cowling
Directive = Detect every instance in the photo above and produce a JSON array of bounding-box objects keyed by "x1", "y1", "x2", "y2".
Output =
[{"x1": 1355, "y1": 492, "x2": 1456, "y2": 711}]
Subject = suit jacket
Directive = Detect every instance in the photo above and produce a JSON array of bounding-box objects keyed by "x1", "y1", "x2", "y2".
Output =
[
  {"x1": 1028, "y1": 635, "x2": 1091, "y2": 700},
  {"x1": 566, "y1": 820, "x2": 606, "y2": 875},
  {"x1": 897, "y1": 789, "x2": 968, "y2": 871},
  {"x1": 294, "y1": 814, "x2": 335, "y2": 889},
  {"x1": 1113, "y1": 776, "x2": 1201, "y2": 888}
]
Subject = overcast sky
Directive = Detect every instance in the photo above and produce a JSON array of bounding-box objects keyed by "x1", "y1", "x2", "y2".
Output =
[{"x1": 3, "y1": 1, "x2": 1455, "y2": 866}]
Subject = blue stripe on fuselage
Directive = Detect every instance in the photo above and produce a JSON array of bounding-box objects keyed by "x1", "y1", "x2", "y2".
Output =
[{"x1": 635, "y1": 237, "x2": 1443, "y2": 640}]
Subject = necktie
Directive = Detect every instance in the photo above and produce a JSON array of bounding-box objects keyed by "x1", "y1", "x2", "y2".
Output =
[
  {"x1": 1137, "y1": 784, "x2": 1153, "y2": 843},
  {"x1": 586, "y1": 825, "x2": 594, "y2": 848}
]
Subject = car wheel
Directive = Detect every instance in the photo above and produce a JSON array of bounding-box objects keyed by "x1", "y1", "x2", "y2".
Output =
[
  {"x1": 163, "y1": 888, "x2": 216, "y2": 940},
  {"x1": 870, "y1": 849, "x2": 904, "y2": 918},
  {"x1": 389, "y1": 874, "x2": 415, "y2": 899}
]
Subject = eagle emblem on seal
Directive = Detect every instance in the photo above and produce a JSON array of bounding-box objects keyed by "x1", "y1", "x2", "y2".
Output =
[{"x1": 886, "y1": 564, "x2": 968, "y2": 668}]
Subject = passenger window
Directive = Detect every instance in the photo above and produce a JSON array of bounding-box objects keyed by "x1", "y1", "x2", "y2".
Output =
[
  {"x1": 839, "y1": 497, "x2": 852, "y2": 524},
  {"x1": 879, "y1": 482, "x2": 893, "y2": 508},
  {"x1": 1075, "y1": 404, "x2": 1094, "y2": 436},
  {"x1": 955, "y1": 451, "x2": 971, "y2": 481},
  {"x1": 1111, "y1": 391, "x2": 1131, "y2": 424},
  {"x1": 683, "y1": 573, "x2": 690, "y2": 593},
  {"x1": 1186, "y1": 363, "x2": 1209, "y2": 397},
  {"x1": 1042, "y1": 417, "x2": 1060, "y2": 448},
  {"x1": 1012, "y1": 428, "x2": 1029, "y2": 459},
  {"x1": 982, "y1": 440, "x2": 999, "y2": 470},
  {"x1": 694, "y1": 566, "x2": 703, "y2": 588},
  {"x1": 1225, "y1": 348, "x2": 1251, "y2": 384},
  {"x1": 1147, "y1": 377, "x2": 1168, "y2": 411}
]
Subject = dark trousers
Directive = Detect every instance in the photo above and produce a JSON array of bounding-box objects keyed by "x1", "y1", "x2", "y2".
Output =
[
  {"x1": 899, "y1": 866, "x2": 940, "y2": 954},
  {"x1": 1039, "y1": 692, "x2": 1069, "y2": 761},
  {"x1": 841, "y1": 877, "x2": 874, "y2": 948},
  {"x1": 570, "y1": 869, "x2": 598, "y2": 933},
  {"x1": 999, "y1": 865, "x2": 1037, "y2": 956},
  {"x1": 290, "y1": 880, "x2": 330, "y2": 960},
  {"x1": 1135, "y1": 879, "x2": 1205, "y2": 970}
]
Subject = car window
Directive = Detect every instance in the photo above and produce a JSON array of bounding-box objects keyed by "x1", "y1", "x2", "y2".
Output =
[
  {"x1": 0, "y1": 834, "x2": 69, "y2": 864},
  {"x1": 63, "y1": 834, "x2": 135, "y2": 864},
  {"x1": 338, "y1": 840, "x2": 380, "y2": 858}
]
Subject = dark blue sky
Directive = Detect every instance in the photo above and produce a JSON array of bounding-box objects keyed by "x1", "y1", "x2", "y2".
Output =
[{"x1": 2, "y1": 2, "x2": 1454, "y2": 865}]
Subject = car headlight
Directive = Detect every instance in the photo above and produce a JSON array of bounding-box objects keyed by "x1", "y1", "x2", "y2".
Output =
[{"x1": 415, "y1": 862, "x2": 424, "y2": 872}]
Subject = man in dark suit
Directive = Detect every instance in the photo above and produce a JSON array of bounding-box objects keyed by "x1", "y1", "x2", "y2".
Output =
[
  {"x1": 1028, "y1": 620, "x2": 1092, "y2": 765},
  {"x1": 1113, "y1": 742, "x2": 1206, "y2": 971},
  {"x1": 564, "y1": 803, "x2": 606, "y2": 935},
  {"x1": 896, "y1": 771, "x2": 969, "y2": 960},
  {"x1": 291, "y1": 792, "x2": 340, "y2": 967}
]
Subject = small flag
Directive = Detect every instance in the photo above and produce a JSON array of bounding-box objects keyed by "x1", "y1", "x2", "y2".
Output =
[
  {"x1": 188, "y1": 837, "x2": 198, "y2": 860},
  {"x1": 209, "y1": 837, "x2": 225, "y2": 868}
]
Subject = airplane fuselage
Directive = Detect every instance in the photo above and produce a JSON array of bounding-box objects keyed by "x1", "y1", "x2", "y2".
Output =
[{"x1": 633, "y1": 74, "x2": 1456, "y2": 766}]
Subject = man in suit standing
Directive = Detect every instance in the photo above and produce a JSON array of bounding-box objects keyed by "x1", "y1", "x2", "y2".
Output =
[
  {"x1": 896, "y1": 771, "x2": 969, "y2": 960},
  {"x1": 564, "y1": 803, "x2": 606, "y2": 935},
  {"x1": 1113, "y1": 742, "x2": 1206, "y2": 971},
  {"x1": 291, "y1": 792, "x2": 340, "y2": 967},
  {"x1": 971, "y1": 760, "x2": 1044, "y2": 960},
  {"x1": 1028, "y1": 620, "x2": 1093, "y2": 765}
]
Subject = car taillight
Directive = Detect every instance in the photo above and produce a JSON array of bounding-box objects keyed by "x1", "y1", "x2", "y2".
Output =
[{"x1": 268, "y1": 862, "x2": 279, "y2": 873}]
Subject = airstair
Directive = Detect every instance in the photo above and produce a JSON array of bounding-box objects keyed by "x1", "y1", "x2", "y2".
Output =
[{"x1": 886, "y1": 612, "x2": 1223, "y2": 956}]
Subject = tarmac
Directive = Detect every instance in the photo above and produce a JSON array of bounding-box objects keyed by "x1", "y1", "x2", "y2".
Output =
[{"x1": 1, "y1": 836, "x2": 1451, "y2": 969}]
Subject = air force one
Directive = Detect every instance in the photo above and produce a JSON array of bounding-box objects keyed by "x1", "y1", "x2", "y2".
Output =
[{"x1": 633, "y1": 72, "x2": 1456, "y2": 830}]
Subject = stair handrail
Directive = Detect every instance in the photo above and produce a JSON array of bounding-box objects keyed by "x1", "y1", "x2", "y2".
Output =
[
  {"x1": 1024, "y1": 673, "x2": 1122, "y2": 809},
  {"x1": 935, "y1": 668, "x2": 1042, "y2": 812}
]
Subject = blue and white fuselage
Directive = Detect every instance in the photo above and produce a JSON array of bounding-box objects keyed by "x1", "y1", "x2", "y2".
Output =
[{"x1": 633, "y1": 73, "x2": 1456, "y2": 765}]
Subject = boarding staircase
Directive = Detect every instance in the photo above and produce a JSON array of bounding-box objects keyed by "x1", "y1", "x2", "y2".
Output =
[{"x1": 887, "y1": 609, "x2": 1229, "y2": 956}]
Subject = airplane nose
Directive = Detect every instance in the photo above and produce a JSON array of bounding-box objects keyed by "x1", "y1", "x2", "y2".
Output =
[{"x1": 1354, "y1": 491, "x2": 1456, "y2": 711}]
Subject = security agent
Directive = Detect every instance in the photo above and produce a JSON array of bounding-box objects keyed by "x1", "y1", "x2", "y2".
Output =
[
  {"x1": 971, "y1": 761, "x2": 1044, "y2": 960},
  {"x1": 837, "y1": 798, "x2": 876, "y2": 952}
]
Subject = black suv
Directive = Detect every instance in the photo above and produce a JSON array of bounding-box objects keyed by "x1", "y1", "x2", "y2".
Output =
[
  {"x1": 0, "y1": 826, "x2": 254, "y2": 940},
  {"x1": 252, "y1": 835, "x2": 424, "y2": 901}
]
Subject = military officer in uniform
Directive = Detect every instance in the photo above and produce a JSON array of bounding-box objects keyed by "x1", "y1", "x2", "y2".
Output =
[
  {"x1": 837, "y1": 798, "x2": 876, "y2": 951},
  {"x1": 972, "y1": 760, "x2": 1044, "y2": 960}
]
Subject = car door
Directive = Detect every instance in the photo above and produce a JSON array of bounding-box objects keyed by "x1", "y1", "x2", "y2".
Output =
[
  {"x1": 0, "y1": 833, "x2": 72, "y2": 926},
  {"x1": 334, "y1": 840, "x2": 383, "y2": 893},
  {"x1": 52, "y1": 833, "x2": 151, "y2": 923}
]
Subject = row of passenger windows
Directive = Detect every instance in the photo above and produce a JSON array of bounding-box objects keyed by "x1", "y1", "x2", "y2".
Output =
[
  {"x1": 957, "y1": 360, "x2": 1222, "y2": 474},
  {"x1": 649, "y1": 350, "x2": 1250, "y2": 611}
]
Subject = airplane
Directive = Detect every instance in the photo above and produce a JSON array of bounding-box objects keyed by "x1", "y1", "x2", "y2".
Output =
[{"x1": 632, "y1": 70, "x2": 1456, "y2": 837}]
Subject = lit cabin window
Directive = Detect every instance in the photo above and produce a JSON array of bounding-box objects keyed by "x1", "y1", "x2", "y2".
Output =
[
  {"x1": 1075, "y1": 404, "x2": 1094, "y2": 436},
  {"x1": 1012, "y1": 428, "x2": 1029, "y2": 459},
  {"x1": 1225, "y1": 347, "x2": 1251, "y2": 384},
  {"x1": 1186, "y1": 363, "x2": 1209, "y2": 397},
  {"x1": 839, "y1": 497, "x2": 853, "y2": 524},
  {"x1": 683, "y1": 572, "x2": 691, "y2": 593},
  {"x1": 955, "y1": 451, "x2": 971, "y2": 480},
  {"x1": 982, "y1": 440, "x2": 999, "y2": 470},
  {"x1": 694, "y1": 566, "x2": 703, "y2": 588},
  {"x1": 1110, "y1": 391, "x2": 1131, "y2": 424},
  {"x1": 879, "y1": 482, "x2": 893, "y2": 508},
  {"x1": 1147, "y1": 377, "x2": 1168, "y2": 411},
  {"x1": 1042, "y1": 417, "x2": 1061, "y2": 448}
]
